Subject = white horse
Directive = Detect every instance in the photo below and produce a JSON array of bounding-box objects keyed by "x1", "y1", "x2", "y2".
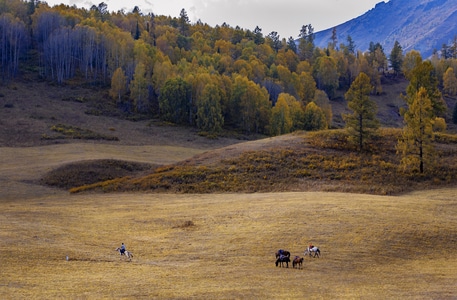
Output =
[
  {"x1": 115, "y1": 247, "x2": 133, "y2": 260},
  {"x1": 304, "y1": 246, "x2": 321, "y2": 258}
]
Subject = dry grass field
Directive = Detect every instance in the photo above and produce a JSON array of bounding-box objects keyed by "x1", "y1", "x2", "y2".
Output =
[{"x1": 1, "y1": 142, "x2": 457, "y2": 299}]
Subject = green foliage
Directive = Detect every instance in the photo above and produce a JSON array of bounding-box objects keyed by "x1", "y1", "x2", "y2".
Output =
[
  {"x1": 196, "y1": 83, "x2": 224, "y2": 134},
  {"x1": 343, "y1": 72, "x2": 379, "y2": 151},
  {"x1": 303, "y1": 102, "x2": 327, "y2": 131},
  {"x1": 389, "y1": 41, "x2": 403, "y2": 75},
  {"x1": 159, "y1": 77, "x2": 192, "y2": 125},
  {"x1": 315, "y1": 56, "x2": 339, "y2": 98},
  {"x1": 270, "y1": 93, "x2": 293, "y2": 135},
  {"x1": 406, "y1": 60, "x2": 447, "y2": 117}
]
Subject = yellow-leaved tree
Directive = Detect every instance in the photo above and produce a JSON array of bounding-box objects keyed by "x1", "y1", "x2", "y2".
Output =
[
  {"x1": 397, "y1": 87, "x2": 435, "y2": 174},
  {"x1": 109, "y1": 67, "x2": 126, "y2": 103},
  {"x1": 343, "y1": 72, "x2": 379, "y2": 151},
  {"x1": 443, "y1": 67, "x2": 457, "y2": 96},
  {"x1": 270, "y1": 94, "x2": 292, "y2": 136}
]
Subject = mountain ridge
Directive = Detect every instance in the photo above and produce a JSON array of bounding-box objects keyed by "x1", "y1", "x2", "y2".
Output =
[{"x1": 313, "y1": 0, "x2": 457, "y2": 58}]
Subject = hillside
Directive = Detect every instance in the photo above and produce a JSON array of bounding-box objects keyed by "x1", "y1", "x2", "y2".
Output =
[
  {"x1": 313, "y1": 0, "x2": 457, "y2": 57},
  {"x1": 2, "y1": 79, "x2": 457, "y2": 196}
]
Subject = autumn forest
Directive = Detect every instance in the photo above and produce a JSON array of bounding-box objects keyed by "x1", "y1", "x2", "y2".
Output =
[{"x1": 1, "y1": 0, "x2": 457, "y2": 143}]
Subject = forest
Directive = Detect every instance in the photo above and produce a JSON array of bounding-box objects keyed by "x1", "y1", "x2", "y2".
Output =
[{"x1": 1, "y1": 0, "x2": 457, "y2": 138}]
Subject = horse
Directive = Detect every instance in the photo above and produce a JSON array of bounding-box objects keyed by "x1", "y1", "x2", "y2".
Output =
[
  {"x1": 275, "y1": 255, "x2": 290, "y2": 268},
  {"x1": 275, "y1": 249, "x2": 291, "y2": 259},
  {"x1": 292, "y1": 256, "x2": 304, "y2": 269},
  {"x1": 115, "y1": 247, "x2": 133, "y2": 260},
  {"x1": 304, "y1": 246, "x2": 320, "y2": 258}
]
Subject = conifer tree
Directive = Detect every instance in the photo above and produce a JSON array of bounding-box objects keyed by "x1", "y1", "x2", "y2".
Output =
[
  {"x1": 389, "y1": 41, "x2": 403, "y2": 76},
  {"x1": 343, "y1": 72, "x2": 379, "y2": 151},
  {"x1": 397, "y1": 87, "x2": 435, "y2": 174}
]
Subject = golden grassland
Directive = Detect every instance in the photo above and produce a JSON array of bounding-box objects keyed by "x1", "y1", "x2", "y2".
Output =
[
  {"x1": 1, "y1": 127, "x2": 457, "y2": 299},
  {"x1": 1, "y1": 189, "x2": 457, "y2": 299}
]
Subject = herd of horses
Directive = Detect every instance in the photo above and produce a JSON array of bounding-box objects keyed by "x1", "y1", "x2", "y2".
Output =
[
  {"x1": 275, "y1": 246, "x2": 321, "y2": 269},
  {"x1": 114, "y1": 245, "x2": 320, "y2": 267}
]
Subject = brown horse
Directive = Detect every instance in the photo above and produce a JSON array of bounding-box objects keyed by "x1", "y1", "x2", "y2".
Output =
[
  {"x1": 292, "y1": 256, "x2": 304, "y2": 269},
  {"x1": 275, "y1": 250, "x2": 290, "y2": 259}
]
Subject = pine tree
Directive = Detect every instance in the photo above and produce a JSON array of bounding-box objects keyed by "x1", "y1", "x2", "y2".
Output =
[
  {"x1": 389, "y1": 41, "x2": 403, "y2": 76},
  {"x1": 397, "y1": 87, "x2": 435, "y2": 174},
  {"x1": 343, "y1": 72, "x2": 379, "y2": 151}
]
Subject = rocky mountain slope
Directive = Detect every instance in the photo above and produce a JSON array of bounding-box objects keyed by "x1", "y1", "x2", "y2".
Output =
[{"x1": 313, "y1": 0, "x2": 457, "y2": 58}]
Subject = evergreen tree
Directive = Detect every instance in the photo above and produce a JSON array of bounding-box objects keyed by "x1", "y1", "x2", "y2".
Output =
[
  {"x1": 397, "y1": 87, "x2": 435, "y2": 174},
  {"x1": 389, "y1": 41, "x2": 403, "y2": 76},
  {"x1": 267, "y1": 31, "x2": 282, "y2": 52},
  {"x1": 343, "y1": 72, "x2": 379, "y2": 151},
  {"x1": 287, "y1": 37, "x2": 297, "y2": 53},
  {"x1": 178, "y1": 8, "x2": 190, "y2": 35},
  {"x1": 346, "y1": 35, "x2": 355, "y2": 54}
]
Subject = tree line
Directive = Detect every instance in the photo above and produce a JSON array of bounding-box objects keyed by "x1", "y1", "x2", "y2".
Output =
[{"x1": 1, "y1": 0, "x2": 457, "y2": 173}]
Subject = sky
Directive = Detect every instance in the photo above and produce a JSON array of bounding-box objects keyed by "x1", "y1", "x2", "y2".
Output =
[{"x1": 43, "y1": 0, "x2": 387, "y2": 39}]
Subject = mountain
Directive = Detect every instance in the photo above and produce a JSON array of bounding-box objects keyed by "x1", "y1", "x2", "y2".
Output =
[{"x1": 313, "y1": 0, "x2": 457, "y2": 58}]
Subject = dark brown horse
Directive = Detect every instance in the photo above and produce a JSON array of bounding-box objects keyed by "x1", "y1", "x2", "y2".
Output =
[
  {"x1": 292, "y1": 256, "x2": 304, "y2": 269},
  {"x1": 275, "y1": 255, "x2": 290, "y2": 268}
]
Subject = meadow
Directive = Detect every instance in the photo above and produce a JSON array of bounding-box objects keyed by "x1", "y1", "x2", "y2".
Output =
[{"x1": 1, "y1": 143, "x2": 457, "y2": 299}]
